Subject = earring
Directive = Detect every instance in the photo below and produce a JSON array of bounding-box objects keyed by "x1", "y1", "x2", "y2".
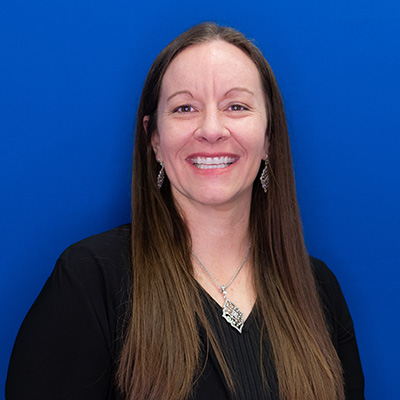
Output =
[
  {"x1": 157, "y1": 160, "x2": 165, "y2": 189},
  {"x1": 260, "y1": 157, "x2": 269, "y2": 193}
]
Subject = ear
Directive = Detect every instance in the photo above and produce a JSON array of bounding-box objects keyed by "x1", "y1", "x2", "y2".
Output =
[
  {"x1": 151, "y1": 131, "x2": 161, "y2": 160},
  {"x1": 263, "y1": 136, "x2": 270, "y2": 160},
  {"x1": 144, "y1": 116, "x2": 161, "y2": 160},
  {"x1": 143, "y1": 115, "x2": 150, "y2": 134}
]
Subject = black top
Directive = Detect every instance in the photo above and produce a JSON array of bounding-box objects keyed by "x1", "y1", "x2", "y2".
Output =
[{"x1": 6, "y1": 225, "x2": 365, "y2": 399}]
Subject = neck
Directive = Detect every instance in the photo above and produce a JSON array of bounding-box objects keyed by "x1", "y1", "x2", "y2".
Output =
[
  {"x1": 177, "y1": 197, "x2": 252, "y2": 276},
  {"x1": 180, "y1": 199, "x2": 256, "y2": 318},
  {"x1": 174, "y1": 193, "x2": 256, "y2": 317}
]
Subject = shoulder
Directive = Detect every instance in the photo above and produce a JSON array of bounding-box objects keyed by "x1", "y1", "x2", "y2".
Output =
[
  {"x1": 309, "y1": 256, "x2": 344, "y2": 311},
  {"x1": 59, "y1": 224, "x2": 132, "y2": 277},
  {"x1": 5, "y1": 225, "x2": 132, "y2": 398},
  {"x1": 309, "y1": 256, "x2": 337, "y2": 282},
  {"x1": 309, "y1": 256, "x2": 354, "y2": 344},
  {"x1": 309, "y1": 258, "x2": 365, "y2": 395},
  {"x1": 60, "y1": 223, "x2": 131, "y2": 263},
  {"x1": 47, "y1": 224, "x2": 133, "y2": 344},
  {"x1": 55, "y1": 224, "x2": 132, "y2": 304}
]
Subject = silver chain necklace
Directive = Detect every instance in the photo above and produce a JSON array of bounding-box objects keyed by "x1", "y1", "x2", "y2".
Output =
[{"x1": 192, "y1": 244, "x2": 251, "y2": 333}]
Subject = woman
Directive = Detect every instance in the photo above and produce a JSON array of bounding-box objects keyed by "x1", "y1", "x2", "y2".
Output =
[{"x1": 6, "y1": 23, "x2": 364, "y2": 399}]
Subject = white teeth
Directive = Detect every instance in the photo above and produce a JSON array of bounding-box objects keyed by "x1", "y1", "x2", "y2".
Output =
[
  {"x1": 191, "y1": 156, "x2": 236, "y2": 168},
  {"x1": 195, "y1": 163, "x2": 231, "y2": 169}
]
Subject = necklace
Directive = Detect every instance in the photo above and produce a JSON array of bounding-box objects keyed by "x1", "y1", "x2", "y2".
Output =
[{"x1": 192, "y1": 244, "x2": 251, "y2": 333}]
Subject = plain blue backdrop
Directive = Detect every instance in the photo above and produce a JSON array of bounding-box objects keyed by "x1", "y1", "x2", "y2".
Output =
[{"x1": 1, "y1": 0, "x2": 399, "y2": 398}]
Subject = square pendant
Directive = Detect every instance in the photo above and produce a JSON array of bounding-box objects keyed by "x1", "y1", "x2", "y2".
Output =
[{"x1": 222, "y1": 299, "x2": 244, "y2": 333}]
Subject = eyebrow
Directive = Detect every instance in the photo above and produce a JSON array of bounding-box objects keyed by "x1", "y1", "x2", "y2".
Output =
[
  {"x1": 167, "y1": 90, "x2": 194, "y2": 102},
  {"x1": 166, "y1": 87, "x2": 254, "y2": 102},
  {"x1": 224, "y1": 87, "x2": 255, "y2": 96}
]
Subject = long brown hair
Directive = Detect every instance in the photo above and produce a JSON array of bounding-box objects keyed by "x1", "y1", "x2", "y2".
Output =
[{"x1": 117, "y1": 22, "x2": 344, "y2": 399}]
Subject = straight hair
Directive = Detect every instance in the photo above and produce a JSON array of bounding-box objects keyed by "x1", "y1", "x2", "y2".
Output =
[{"x1": 117, "y1": 22, "x2": 344, "y2": 400}]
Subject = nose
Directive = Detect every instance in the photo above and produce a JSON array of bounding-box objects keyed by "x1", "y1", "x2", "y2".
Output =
[{"x1": 194, "y1": 108, "x2": 230, "y2": 143}]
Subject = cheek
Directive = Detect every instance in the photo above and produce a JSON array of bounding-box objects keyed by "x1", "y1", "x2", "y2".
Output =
[
  {"x1": 156, "y1": 120, "x2": 174, "y2": 156},
  {"x1": 236, "y1": 121, "x2": 267, "y2": 156},
  {"x1": 255, "y1": 123, "x2": 269, "y2": 156},
  {"x1": 158, "y1": 131, "x2": 184, "y2": 164},
  {"x1": 158, "y1": 121, "x2": 194, "y2": 158}
]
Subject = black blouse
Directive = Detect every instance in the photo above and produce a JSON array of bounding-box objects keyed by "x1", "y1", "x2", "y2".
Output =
[{"x1": 6, "y1": 224, "x2": 364, "y2": 399}]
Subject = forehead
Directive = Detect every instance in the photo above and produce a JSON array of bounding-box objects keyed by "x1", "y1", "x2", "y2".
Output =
[{"x1": 161, "y1": 40, "x2": 263, "y2": 94}]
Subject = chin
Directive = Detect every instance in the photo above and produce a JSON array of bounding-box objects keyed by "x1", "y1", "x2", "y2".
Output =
[{"x1": 195, "y1": 189, "x2": 250, "y2": 208}]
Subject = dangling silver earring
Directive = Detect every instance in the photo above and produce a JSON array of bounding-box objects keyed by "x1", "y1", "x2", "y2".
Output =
[
  {"x1": 157, "y1": 160, "x2": 165, "y2": 189},
  {"x1": 260, "y1": 157, "x2": 269, "y2": 193}
]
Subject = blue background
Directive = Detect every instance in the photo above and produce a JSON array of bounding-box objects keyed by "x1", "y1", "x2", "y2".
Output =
[{"x1": 1, "y1": 1, "x2": 399, "y2": 398}]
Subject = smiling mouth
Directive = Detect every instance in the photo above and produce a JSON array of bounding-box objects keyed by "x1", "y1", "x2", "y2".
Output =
[{"x1": 190, "y1": 156, "x2": 237, "y2": 170}]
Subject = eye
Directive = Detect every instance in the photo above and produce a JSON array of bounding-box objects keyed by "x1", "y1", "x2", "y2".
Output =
[
  {"x1": 227, "y1": 104, "x2": 249, "y2": 111},
  {"x1": 174, "y1": 105, "x2": 195, "y2": 113}
]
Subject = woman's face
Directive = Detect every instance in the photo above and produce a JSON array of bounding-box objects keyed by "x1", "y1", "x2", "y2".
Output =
[{"x1": 151, "y1": 40, "x2": 268, "y2": 211}]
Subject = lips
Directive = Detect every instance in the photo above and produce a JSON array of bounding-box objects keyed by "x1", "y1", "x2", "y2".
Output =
[{"x1": 189, "y1": 156, "x2": 237, "y2": 169}]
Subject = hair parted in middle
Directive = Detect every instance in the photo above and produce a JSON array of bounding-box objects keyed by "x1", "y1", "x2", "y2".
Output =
[{"x1": 118, "y1": 22, "x2": 344, "y2": 400}]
